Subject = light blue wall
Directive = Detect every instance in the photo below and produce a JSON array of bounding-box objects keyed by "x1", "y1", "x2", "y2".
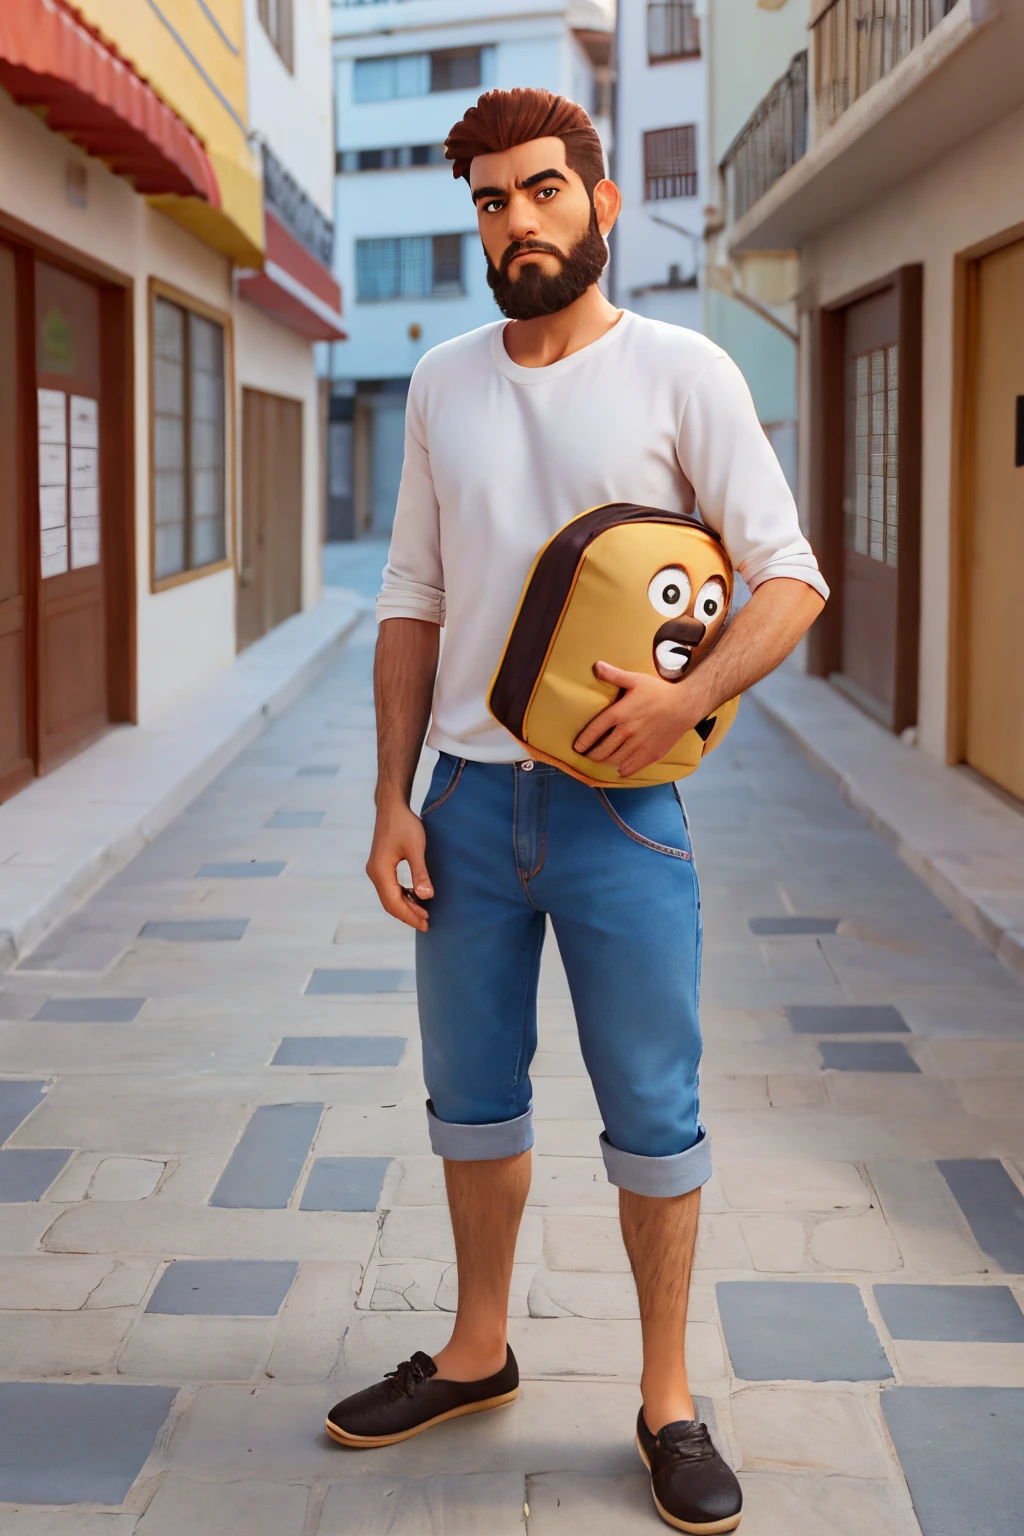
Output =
[{"x1": 707, "y1": 289, "x2": 797, "y2": 425}]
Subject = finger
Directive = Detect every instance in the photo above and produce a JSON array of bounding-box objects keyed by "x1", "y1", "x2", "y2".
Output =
[
  {"x1": 367, "y1": 860, "x2": 429, "y2": 932},
  {"x1": 616, "y1": 747, "x2": 657, "y2": 778},
  {"x1": 593, "y1": 661, "x2": 641, "y2": 688},
  {"x1": 407, "y1": 854, "x2": 434, "y2": 900},
  {"x1": 585, "y1": 725, "x2": 631, "y2": 763},
  {"x1": 574, "y1": 706, "x2": 624, "y2": 755}
]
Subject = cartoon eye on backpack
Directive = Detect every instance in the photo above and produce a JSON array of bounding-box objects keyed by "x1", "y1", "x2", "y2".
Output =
[{"x1": 488, "y1": 504, "x2": 740, "y2": 788}]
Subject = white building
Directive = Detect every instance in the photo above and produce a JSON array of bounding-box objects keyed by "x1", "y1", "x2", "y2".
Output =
[
  {"x1": 611, "y1": 0, "x2": 705, "y2": 333},
  {"x1": 326, "y1": 0, "x2": 613, "y2": 539}
]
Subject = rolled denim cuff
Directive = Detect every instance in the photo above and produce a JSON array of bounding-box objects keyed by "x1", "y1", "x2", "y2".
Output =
[
  {"x1": 425, "y1": 1099, "x2": 534, "y2": 1160},
  {"x1": 600, "y1": 1123, "x2": 712, "y2": 1197}
]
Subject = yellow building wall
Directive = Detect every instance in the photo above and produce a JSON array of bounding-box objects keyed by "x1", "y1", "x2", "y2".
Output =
[{"x1": 72, "y1": 0, "x2": 263, "y2": 265}]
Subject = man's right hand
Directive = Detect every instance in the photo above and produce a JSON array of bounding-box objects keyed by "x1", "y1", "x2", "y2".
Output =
[{"x1": 366, "y1": 800, "x2": 434, "y2": 933}]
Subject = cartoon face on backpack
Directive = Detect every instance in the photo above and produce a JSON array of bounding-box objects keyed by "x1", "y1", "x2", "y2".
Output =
[{"x1": 489, "y1": 505, "x2": 740, "y2": 789}]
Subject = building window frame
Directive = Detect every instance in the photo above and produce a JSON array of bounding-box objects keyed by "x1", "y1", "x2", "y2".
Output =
[
  {"x1": 258, "y1": 0, "x2": 294, "y2": 72},
  {"x1": 647, "y1": 0, "x2": 700, "y2": 64},
  {"x1": 148, "y1": 279, "x2": 235, "y2": 595},
  {"x1": 352, "y1": 45, "x2": 494, "y2": 103},
  {"x1": 643, "y1": 125, "x2": 698, "y2": 202},
  {"x1": 354, "y1": 234, "x2": 466, "y2": 303}
]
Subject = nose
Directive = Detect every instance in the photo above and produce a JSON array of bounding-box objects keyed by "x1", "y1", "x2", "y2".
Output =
[
  {"x1": 505, "y1": 190, "x2": 540, "y2": 243},
  {"x1": 655, "y1": 617, "x2": 707, "y2": 648}
]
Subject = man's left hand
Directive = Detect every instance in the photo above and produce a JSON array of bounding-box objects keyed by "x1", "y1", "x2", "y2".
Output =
[{"x1": 573, "y1": 661, "x2": 707, "y2": 778}]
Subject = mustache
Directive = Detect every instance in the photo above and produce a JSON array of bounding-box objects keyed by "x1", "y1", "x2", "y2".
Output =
[{"x1": 499, "y1": 240, "x2": 566, "y2": 278}]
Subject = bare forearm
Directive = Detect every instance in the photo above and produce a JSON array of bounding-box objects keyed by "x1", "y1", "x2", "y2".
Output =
[
  {"x1": 682, "y1": 578, "x2": 825, "y2": 722},
  {"x1": 373, "y1": 617, "x2": 440, "y2": 808}
]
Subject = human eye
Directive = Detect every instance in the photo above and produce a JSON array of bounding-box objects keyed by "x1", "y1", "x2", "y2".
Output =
[
  {"x1": 535, "y1": 186, "x2": 558, "y2": 201},
  {"x1": 481, "y1": 198, "x2": 505, "y2": 215}
]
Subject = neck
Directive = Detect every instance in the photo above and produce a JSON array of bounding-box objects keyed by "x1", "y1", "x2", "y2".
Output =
[{"x1": 501, "y1": 284, "x2": 623, "y2": 368}]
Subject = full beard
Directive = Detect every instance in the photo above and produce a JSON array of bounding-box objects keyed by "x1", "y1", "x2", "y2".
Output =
[{"x1": 486, "y1": 208, "x2": 609, "y2": 321}]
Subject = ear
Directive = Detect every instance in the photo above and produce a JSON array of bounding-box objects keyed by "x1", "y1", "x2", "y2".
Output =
[{"x1": 593, "y1": 178, "x2": 622, "y2": 237}]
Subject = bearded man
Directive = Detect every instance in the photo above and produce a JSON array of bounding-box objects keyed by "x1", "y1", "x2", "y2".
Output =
[{"x1": 326, "y1": 88, "x2": 828, "y2": 1533}]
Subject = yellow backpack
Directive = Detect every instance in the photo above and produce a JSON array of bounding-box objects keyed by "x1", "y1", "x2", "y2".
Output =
[{"x1": 489, "y1": 503, "x2": 740, "y2": 788}]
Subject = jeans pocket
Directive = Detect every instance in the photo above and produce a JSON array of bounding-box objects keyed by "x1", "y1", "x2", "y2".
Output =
[
  {"x1": 596, "y1": 785, "x2": 693, "y2": 860},
  {"x1": 421, "y1": 755, "x2": 466, "y2": 817}
]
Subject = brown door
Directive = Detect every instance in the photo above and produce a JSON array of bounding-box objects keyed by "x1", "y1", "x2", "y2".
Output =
[
  {"x1": 965, "y1": 239, "x2": 1024, "y2": 800},
  {"x1": 34, "y1": 260, "x2": 108, "y2": 770},
  {"x1": 826, "y1": 268, "x2": 922, "y2": 733},
  {"x1": 237, "y1": 388, "x2": 303, "y2": 651},
  {"x1": 0, "y1": 243, "x2": 32, "y2": 800}
]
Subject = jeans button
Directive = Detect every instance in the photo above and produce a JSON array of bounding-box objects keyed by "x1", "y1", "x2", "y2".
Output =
[{"x1": 520, "y1": 760, "x2": 534, "y2": 772}]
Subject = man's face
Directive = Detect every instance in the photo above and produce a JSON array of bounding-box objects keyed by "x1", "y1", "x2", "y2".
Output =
[{"x1": 469, "y1": 137, "x2": 615, "y2": 320}]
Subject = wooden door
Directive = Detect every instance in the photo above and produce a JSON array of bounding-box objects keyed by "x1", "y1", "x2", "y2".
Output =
[
  {"x1": 34, "y1": 259, "x2": 108, "y2": 770},
  {"x1": 0, "y1": 243, "x2": 32, "y2": 800},
  {"x1": 237, "y1": 388, "x2": 303, "y2": 651},
  {"x1": 965, "y1": 239, "x2": 1024, "y2": 800}
]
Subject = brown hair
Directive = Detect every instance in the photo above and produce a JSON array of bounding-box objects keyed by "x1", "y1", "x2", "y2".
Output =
[{"x1": 445, "y1": 88, "x2": 605, "y2": 193}]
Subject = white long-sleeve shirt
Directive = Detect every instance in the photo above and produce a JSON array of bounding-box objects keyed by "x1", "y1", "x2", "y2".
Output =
[{"x1": 378, "y1": 311, "x2": 828, "y2": 761}]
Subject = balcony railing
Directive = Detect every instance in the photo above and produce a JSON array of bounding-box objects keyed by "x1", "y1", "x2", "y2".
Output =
[
  {"x1": 720, "y1": 51, "x2": 807, "y2": 225},
  {"x1": 813, "y1": 0, "x2": 957, "y2": 130}
]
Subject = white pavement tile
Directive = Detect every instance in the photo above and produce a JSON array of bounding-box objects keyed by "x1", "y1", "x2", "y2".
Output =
[
  {"x1": 736, "y1": 1470, "x2": 922, "y2": 1535},
  {"x1": 525, "y1": 1471, "x2": 660, "y2": 1533},
  {"x1": 264, "y1": 1261, "x2": 361, "y2": 1383},
  {"x1": 318, "y1": 1473, "x2": 526, "y2": 1534},
  {"x1": 891, "y1": 1340, "x2": 1024, "y2": 1387},
  {"x1": 0, "y1": 1307, "x2": 135, "y2": 1375},
  {"x1": 136, "y1": 1477, "x2": 309, "y2": 1535},
  {"x1": 730, "y1": 1386, "x2": 893, "y2": 1477},
  {"x1": 718, "y1": 1161, "x2": 871, "y2": 1215}
]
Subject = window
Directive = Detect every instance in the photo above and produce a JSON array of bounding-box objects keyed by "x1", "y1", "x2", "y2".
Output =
[
  {"x1": 353, "y1": 46, "x2": 494, "y2": 102},
  {"x1": 355, "y1": 235, "x2": 464, "y2": 302},
  {"x1": 258, "y1": 0, "x2": 293, "y2": 71},
  {"x1": 152, "y1": 294, "x2": 227, "y2": 584},
  {"x1": 648, "y1": 1, "x2": 700, "y2": 62},
  {"x1": 337, "y1": 144, "x2": 447, "y2": 173},
  {"x1": 847, "y1": 345, "x2": 899, "y2": 568},
  {"x1": 643, "y1": 125, "x2": 698, "y2": 201}
]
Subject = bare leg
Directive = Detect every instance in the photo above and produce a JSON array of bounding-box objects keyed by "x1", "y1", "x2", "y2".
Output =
[
  {"x1": 619, "y1": 1186, "x2": 701, "y2": 1432},
  {"x1": 432, "y1": 1151, "x2": 531, "y2": 1382}
]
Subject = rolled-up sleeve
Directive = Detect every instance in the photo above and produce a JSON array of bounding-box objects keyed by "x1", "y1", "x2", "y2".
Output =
[
  {"x1": 677, "y1": 354, "x2": 829, "y2": 602},
  {"x1": 376, "y1": 368, "x2": 446, "y2": 626}
]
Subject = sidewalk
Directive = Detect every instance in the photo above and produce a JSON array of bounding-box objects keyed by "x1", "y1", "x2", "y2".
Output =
[
  {"x1": 754, "y1": 667, "x2": 1024, "y2": 982},
  {"x1": 0, "y1": 589, "x2": 364, "y2": 972},
  {"x1": 1, "y1": 622, "x2": 1022, "y2": 1534}
]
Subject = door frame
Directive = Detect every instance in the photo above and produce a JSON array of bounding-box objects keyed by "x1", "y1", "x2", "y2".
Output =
[
  {"x1": 947, "y1": 221, "x2": 1024, "y2": 767},
  {"x1": 807, "y1": 264, "x2": 923, "y2": 735}
]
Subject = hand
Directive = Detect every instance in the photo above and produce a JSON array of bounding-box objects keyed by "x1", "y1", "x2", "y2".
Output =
[
  {"x1": 573, "y1": 661, "x2": 706, "y2": 779},
  {"x1": 365, "y1": 800, "x2": 434, "y2": 933}
]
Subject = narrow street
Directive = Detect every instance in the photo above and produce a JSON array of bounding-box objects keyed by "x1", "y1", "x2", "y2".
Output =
[{"x1": 1, "y1": 606, "x2": 1023, "y2": 1535}]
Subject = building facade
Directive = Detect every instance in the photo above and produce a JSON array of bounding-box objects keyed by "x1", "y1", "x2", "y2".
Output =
[
  {"x1": 611, "y1": 0, "x2": 705, "y2": 334},
  {"x1": 721, "y1": 0, "x2": 1024, "y2": 803},
  {"x1": 0, "y1": 0, "x2": 342, "y2": 807},
  {"x1": 327, "y1": 0, "x2": 613, "y2": 541}
]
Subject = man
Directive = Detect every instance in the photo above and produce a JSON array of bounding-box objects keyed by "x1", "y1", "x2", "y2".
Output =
[{"x1": 326, "y1": 89, "x2": 827, "y2": 1533}]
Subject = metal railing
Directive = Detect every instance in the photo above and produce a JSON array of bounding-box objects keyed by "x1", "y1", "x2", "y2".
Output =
[
  {"x1": 813, "y1": 0, "x2": 957, "y2": 130},
  {"x1": 720, "y1": 51, "x2": 808, "y2": 225}
]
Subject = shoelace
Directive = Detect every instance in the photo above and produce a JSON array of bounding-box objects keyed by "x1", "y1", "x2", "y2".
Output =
[
  {"x1": 385, "y1": 1351, "x2": 438, "y2": 1398},
  {"x1": 657, "y1": 1421, "x2": 716, "y2": 1464}
]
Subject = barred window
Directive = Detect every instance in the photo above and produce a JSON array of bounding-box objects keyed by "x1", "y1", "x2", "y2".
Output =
[
  {"x1": 356, "y1": 235, "x2": 464, "y2": 302},
  {"x1": 257, "y1": 0, "x2": 293, "y2": 71},
  {"x1": 644, "y1": 125, "x2": 698, "y2": 201},
  {"x1": 648, "y1": 1, "x2": 700, "y2": 62}
]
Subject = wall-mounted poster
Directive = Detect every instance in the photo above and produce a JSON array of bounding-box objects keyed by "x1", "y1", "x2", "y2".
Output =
[
  {"x1": 37, "y1": 386, "x2": 68, "y2": 578},
  {"x1": 70, "y1": 395, "x2": 100, "y2": 567}
]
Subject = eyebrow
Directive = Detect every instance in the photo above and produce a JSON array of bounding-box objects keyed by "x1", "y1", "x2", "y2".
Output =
[{"x1": 471, "y1": 168, "x2": 568, "y2": 203}]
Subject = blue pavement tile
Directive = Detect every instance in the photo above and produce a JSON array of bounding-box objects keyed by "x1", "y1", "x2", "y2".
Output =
[
  {"x1": 210, "y1": 1103, "x2": 324, "y2": 1209},
  {"x1": 0, "y1": 1148, "x2": 72, "y2": 1201},
  {"x1": 0, "y1": 1381, "x2": 177, "y2": 1504},
  {"x1": 819, "y1": 1040, "x2": 920, "y2": 1072},
  {"x1": 786, "y1": 1004, "x2": 909, "y2": 1034},
  {"x1": 882, "y1": 1387, "x2": 1024, "y2": 1536},
  {"x1": 750, "y1": 917, "x2": 840, "y2": 935},
  {"x1": 716, "y1": 1281, "x2": 894, "y2": 1382},
  {"x1": 936, "y1": 1160, "x2": 1024, "y2": 1273},
  {"x1": 147, "y1": 1259, "x2": 298, "y2": 1316},
  {"x1": 297, "y1": 765, "x2": 338, "y2": 777},
  {"x1": 300, "y1": 1157, "x2": 391, "y2": 1211},
  {"x1": 0, "y1": 1079, "x2": 47, "y2": 1142},
  {"x1": 874, "y1": 1284, "x2": 1024, "y2": 1343},
  {"x1": 33, "y1": 997, "x2": 146, "y2": 1023},
  {"x1": 305, "y1": 968, "x2": 415, "y2": 995},
  {"x1": 196, "y1": 862, "x2": 286, "y2": 878},
  {"x1": 267, "y1": 811, "x2": 324, "y2": 828},
  {"x1": 139, "y1": 919, "x2": 249, "y2": 942},
  {"x1": 272, "y1": 1036, "x2": 406, "y2": 1068}
]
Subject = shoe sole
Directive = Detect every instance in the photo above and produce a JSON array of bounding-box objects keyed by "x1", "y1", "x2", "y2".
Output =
[
  {"x1": 636, "y1": 1431, "x2": 742, "y2": 1534},
  {"x1": 325, "y1": 1387, "x2": 519, "y2": 1448}
]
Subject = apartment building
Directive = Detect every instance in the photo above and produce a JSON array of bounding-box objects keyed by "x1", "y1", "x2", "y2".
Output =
[
  {"x1": 612, "y1": 0, "x2": 705, "y2": 334},
  {"x1": 327, "y1": 0, "x2": 613, "y2": 540},
  {"x1": 720, "y1": 0, "x2": 1024, "y2": 805},
  {"x1": 0, "y1": 0, "x2": 341, "y2": 807}
]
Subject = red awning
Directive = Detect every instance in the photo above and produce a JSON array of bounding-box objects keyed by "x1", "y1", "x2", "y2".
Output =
[
  {"x1": 237, "y1": 211, "x2": 345, "y2": 342},
  {"x1": 0, "y1": 0, "x2": 220, "y2": 202}
]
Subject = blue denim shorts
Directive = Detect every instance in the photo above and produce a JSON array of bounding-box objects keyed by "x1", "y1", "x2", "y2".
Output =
[{"x1": 415, "y1": 754, "x2": 710, "y2": 1198}]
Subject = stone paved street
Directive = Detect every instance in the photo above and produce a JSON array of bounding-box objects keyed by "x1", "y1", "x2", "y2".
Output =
[{"x1": 2, "y1": 610, "x2": 1024, "y2": 1535}]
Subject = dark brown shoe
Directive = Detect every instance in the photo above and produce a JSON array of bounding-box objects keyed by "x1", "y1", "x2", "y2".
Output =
[
  {"x1": 636, "y1": 1409, "x2": 743, "y2": 1532},
  {"x1": 325, "y1": 1347, "x2": 519, "y2": 1448}
]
